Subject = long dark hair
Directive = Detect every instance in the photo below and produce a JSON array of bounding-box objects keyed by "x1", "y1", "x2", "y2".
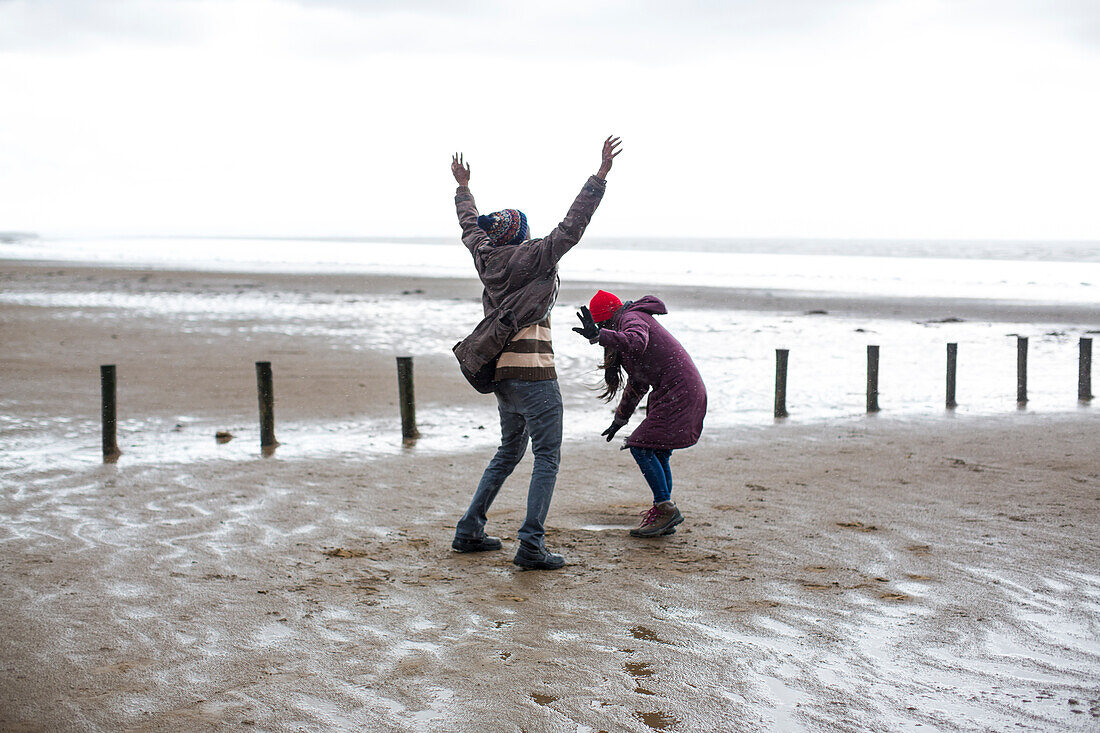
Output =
[
  {"x1": 594, "y1": 302, "x2": 628, "y2": 401},
  {"x1": 598, "y1": 346, "x2": 624, "y2": 402}
]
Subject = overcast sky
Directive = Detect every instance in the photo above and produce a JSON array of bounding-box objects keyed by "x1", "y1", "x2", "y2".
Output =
[{"x1": 1, "y1": 0, "x2": 1098, "y2": 240}]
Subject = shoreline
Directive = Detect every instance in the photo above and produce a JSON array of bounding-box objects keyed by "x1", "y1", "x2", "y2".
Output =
[
  {"x1": 2, "y1": 260, "x2": 1096, "y2": 440},
  {"x1": 4, "y1": 258, "x2": 1099, "y2": 325}
]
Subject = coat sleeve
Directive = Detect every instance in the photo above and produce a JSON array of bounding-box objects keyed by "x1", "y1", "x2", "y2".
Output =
[
  {"x1": 615, "y1": 376, "x2": 649, "y2": 423},
  {"x1": 455, "y1": 186, "x2": 490, "y2": 253},
  {"x1": 599, "y1": 314, "x2": 651, "y2": 423},
  {"x1": 539, "y1": 175, "x2": 606, "y2": 263},
  {"x1": 596, "y1": 316, "x2": 650, "y2": 356}
]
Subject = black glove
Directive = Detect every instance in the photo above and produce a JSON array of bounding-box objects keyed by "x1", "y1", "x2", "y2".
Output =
[
  {"x1": 601, "y1": 418, "x2": 626, "y2": 442},
  {"x1": 572, "y1": 305, "x2": 600, "y2": 341}
]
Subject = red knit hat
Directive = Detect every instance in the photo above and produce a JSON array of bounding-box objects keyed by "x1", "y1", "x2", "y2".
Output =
[{"x1": 588, "y1": 290, "x2": 622, "y2": 323}]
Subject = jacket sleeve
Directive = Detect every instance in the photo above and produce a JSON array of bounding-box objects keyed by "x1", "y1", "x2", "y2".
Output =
[
  {"x1": 455, "y1": 186, "x2": 490, "y2": 253},
  {"x1": 599, "y1": 315, "x2": 651, "y2": 423},
  {"x1": 540, "y1": 175, "x2": 606, "y2": 263},
  {"x1": 615, "y1": 376, "x2": 649, "y2": 423},
  {"x1": 596, "y1": 317, "x2": 649, "y2": 356}
]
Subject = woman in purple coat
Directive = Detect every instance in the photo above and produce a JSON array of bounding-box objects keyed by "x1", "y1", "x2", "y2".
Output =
[{"x1": 574, "y1": 290, "x2": 707, "y2": 537}]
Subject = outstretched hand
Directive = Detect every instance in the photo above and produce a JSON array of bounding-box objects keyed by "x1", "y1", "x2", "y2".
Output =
[
  {"x1": 602, "y1": 418, "x2": 626, "y2": 442},
  {"x1": 597, "y1": 136, "x2": 622, "y2": 180},
  {"x1": 572, "y1": 305, "x2": 600, "y2": 341},
  {"x1": 451, "y1": 153, "x2": 470, "y2": 187}
]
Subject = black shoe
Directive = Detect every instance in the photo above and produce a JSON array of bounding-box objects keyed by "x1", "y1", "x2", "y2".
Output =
[
  {"x1": 452, "y1": 534, "x2": 503, "y2": 553},
  {"x1": 512, "y1": 543, "x2": 565, "y2": 570}
]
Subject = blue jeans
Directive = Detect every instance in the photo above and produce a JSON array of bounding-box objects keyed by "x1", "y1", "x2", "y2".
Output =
[
  {"x1": 456, "y1": 379, "x2": 563, "y2": 550},
  {"x1": 630, "y1": 447, "x2": 673, "y2": 503}
]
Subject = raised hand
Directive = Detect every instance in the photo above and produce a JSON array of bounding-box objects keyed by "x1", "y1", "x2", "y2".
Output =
[
  {"x1": 451, "y1": 152, "x2": 470, "y2": 186},
  {"x1": 597, "y1": 136, "x2": 622, "y2": 180},
  {"x1": 572, "y1": 305, "x2": 600, "y2": 341}
]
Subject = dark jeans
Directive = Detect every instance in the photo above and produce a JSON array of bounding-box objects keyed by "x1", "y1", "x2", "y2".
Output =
[
  {"x1": 629, "y1": 447, "x2": 673, "y2": 503},
  {"x1": 455, "y1": 379, "x2": 563, "y2": 550}
]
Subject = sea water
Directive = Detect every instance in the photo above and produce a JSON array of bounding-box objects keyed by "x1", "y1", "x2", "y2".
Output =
[
  {"x1": 1, "y1": 234, "x2": 1097, "y2": 462},
  {"x1": 2, "y1": 234, "x2": 1099, "y2": 305}
]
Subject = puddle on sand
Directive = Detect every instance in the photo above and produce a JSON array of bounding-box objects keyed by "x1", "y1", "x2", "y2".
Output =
[
  {"x1": 371, "y1": 688, "x2": 454, "y2": 726},
  {"x1": 762, "y1": 672, "x2": 810, "y2": 731},
  {"x1": 257, "y1": 622, "x2": 294, "y2": 644},
  {"x1": 636, "y1": 710, "x2": 679, "y2": 730},
  {"x1": 580, "y1": 524, "x2": 632, "y2": 532},
  {"x1": 530, "y1": 692, "x2": 558, "y2": 706}
]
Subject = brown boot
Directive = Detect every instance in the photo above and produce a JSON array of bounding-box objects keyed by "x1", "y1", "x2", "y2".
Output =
[{"x1": 630, "y1": 501, "x2": 684, "y2": 537}]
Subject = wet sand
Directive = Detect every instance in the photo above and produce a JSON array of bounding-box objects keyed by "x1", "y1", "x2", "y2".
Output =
[{"x1": 2, "y1": 262, "x2": 1099, "y2": 732}]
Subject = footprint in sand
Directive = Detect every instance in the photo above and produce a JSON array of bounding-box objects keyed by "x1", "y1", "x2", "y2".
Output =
[
  {"x1": 530, "y1": 692, "x2": 558, "y2": 706},
  {"x1": 636, "y1": 710, "x2": 679, "y2": 730},
  {"x1": 836, "y1": 521, "x2": 879, "y2": 532},
  {"x1": 629, "y1": 625, "x2": 670, "y2": 644},
  {"x1": 322, "y1": 547, "x2": 368, "y2": 558},
  {"x1": 625, "y1": 660, "x2": 657, "y2": 695}
]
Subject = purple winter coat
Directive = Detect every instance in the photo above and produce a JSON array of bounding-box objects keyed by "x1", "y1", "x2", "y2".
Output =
[{"x1": 596, "y1": 296, "x2": 707, "y2": 450}]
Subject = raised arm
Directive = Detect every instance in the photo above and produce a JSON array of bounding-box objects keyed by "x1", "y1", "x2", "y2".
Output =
[
  {"x1": 452, "y1": 152, "x2": 490, "y2": 252},
  {"x1": 540, "y1": 136, "x2": 622, "y2": 263},
  {"x1": 596, "y1": 317, "x2": 649, "y2": 356},
  {"x1": 451, "y1": 152, "x2": 470, "y2": 187},
  {"x1": 600, "y1": 312, "x2": 650, "y2": 427},
  {"x1": 596, "y1": 135, "x2": 622, "y2": 181}
]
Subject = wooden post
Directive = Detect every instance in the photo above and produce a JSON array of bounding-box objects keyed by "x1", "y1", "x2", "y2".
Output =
[
  {"x1": 1081, "y1": 337, "x2": 1094, "y2": 402},
  {"x1": 774, "y1": 349, "x2": 789, "y2": 419},
  {"x1": 100, "y1": 365, "x2": 121, "y2": 462},
  {"x1": 1016, "y1": 336, "x2": 1028, "y2": 405},
  {"x1": 946, "y1": 343, "x2": 958, "y2": 409},
  {"x1": 397, "y1": 356, "x2": 420, "y2": 442},
  {"x1": 866, "y1": 345, "x2": 880, "y2": 413},
  {"x1": 255, "y1": 361, "x2": 277, "y2": 448}
]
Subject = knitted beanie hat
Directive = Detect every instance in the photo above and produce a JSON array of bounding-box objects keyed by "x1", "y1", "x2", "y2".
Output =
[
  {"x1": 588, "y1": 289, "x2": 623, "y2": 323},
  {"x1": 477, "y1": 209, "x2": 529, "y2": 247}
]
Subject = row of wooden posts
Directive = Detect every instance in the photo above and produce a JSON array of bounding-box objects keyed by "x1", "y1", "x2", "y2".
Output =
[
  {"x1": 99, "y1": 338, "x2": 1093, "y2": 461},
  {"x1": 773, "y1": 336, "x2": 1094, "y2": 418},
  {"x1": 99, "y1": 356, "x2": 421, "y2": 461}
]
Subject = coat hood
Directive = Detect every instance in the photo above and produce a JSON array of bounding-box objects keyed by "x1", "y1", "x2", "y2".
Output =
[{"x1": 622, "y1": 295, "x2": 667, "y2": 317}]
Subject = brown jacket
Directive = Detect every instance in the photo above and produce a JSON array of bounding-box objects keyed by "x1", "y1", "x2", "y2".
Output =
[{"x1": 452, "y1": 175, "x2": 606, "y2": 376}]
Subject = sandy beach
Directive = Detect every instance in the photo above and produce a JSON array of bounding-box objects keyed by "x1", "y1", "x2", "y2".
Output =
[{"x1": 1, "y1": 262, "x2": 1098, "y2": 732}]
